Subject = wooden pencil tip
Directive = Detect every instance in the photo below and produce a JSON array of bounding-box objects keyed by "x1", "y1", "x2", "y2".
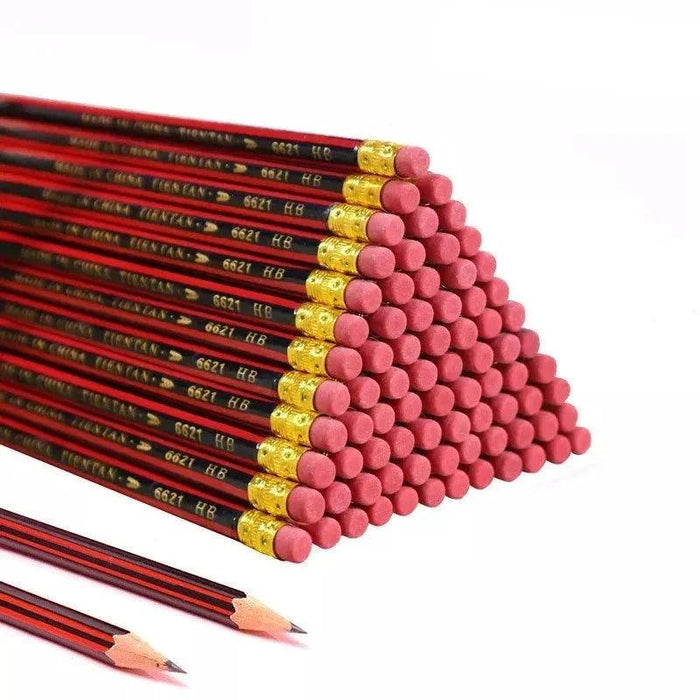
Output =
[
  {"x1": 163, "y1": 660, "x2": 187, "y2": 674},
  {"x1": 230, "y1": 596, "x2": 296, "y2": 634},
  {"x1": 289, "y1": 623, "x2": 307, "y2": 634}
]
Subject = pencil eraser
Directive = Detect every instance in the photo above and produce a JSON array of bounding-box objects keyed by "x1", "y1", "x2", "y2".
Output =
[
  {"x1": 380, "y1": 180, "x2": 421, "y2": 214},
  {"x1": 468, "y1": 459, "x2": 495, "y2": 489},
  {"x1": 519, "y1": 444, "x2": 547, "y2": 473},
  {"x1": 367, "y1": 402, "x2": 395, "y2": 435},
  {"x1": 460, "y1": 286, "x2": 487, "y2": 317},
  {"x1": 568, "y1": 427, "x2": 591, "y2": 455},
  {"x1": 478, "y1": 368, "x2": 503, "y2": 398},
  {"x1": 417, "y1": 477, "x2": 446, "y2": 507},
  {"x1": 366, "y1": 212, "x2": 405, "y2": 246},
  {"x1": 425, "y1": 445, "x2": 459, "y2": 476},
  {"x1": 450, "y1": 376, "x2": 482, "y2": 409},
  {"x1": 304, "y1": 517, "x2": 342, "y2": 549},
  {"x1": 491, "y1": 333, "x2": 521, "y2": 364},
  {"x1": 321, "y1": 482, "x2": 352, "y2": 515},
  {"x1": 402, "y1": 206, "x2": 439, "y2": 238},
  {"x1": 388, "y1": 333, "x2": 421, "y2": 365},
  {"x1": 438, "y1": 410, "x2": 471, "y2": 443},
  {"x1": 376, "y1": 366, "x2": 410, "y2": 399},
  {"x1": 454, "y1": 226, "x2": 482, "y2": 257},
  {"x1": 532, "y1": 411, "x2": 559, "y2": 442},
  {"x1": 500, "y1": 301, "x2": 525, "y2": 333},
  {"x1": 390, "y1": 486, "x2": 419, "y2": 516},
  {"x1": 499, "y1": 362, "x2": 528, "y2": 391},
  {"x1": 287, "y1": 486, "x2": 326, "y2": 524},
  {"x1": 468, "y1": 402, "x2": 494, "y2": 433},
  {"x1": 331, "y1": 446, "x2": 364, "y2": 479},
  {"x1": 440, "y1": 258, "x2": 477, "y2": 290},
  {"x1": 407, "y1": 359, "x2": 438, "y2": 392},
  {"x1": 394, "y1": 146, "x2": 430, "y2": 179},
  {"x1": 492, "y1": 451, "x2": 523, "y2": 482},
  {"x1": 471, "y1": 251, "x2": 497, "y2": 282},
  {"x1": 325, "y1": 346, "x2": 363, "y2": 380},
  {"x1": 514, "y1": 385, "x2": 543, "y2": 416},
  {"x1": 415, "y1": 172, "x2": 452, "y2": 205},
  {"x1": 430, "y1": 290, "x2": 462, "y2": 324},
  {"x1": 399, "y1": 454, "x2": 431, "y2": 485},
  {"x1": 333, "y1": 313, "x2": 369, "y2": 347},
  {"x1": 475, "y1": 308, "x2": 503, "y2": 339},
  {"x1": 347, "y1": 472, "x2": 382, "y2": 506},
  {"x1": 435, "y1": 352, "x2": 463, "y2": 383},
  {"x1": 544, "y1": 434, "x2": 572, "y2": 464},
  {"x1": 358, "y1": 339, "x2": 394, "y2": 374},
  {"x1": 417, "y1": 324, "x2": 451, "y2": 356},
  {"x1": 346, "y1": 376, "x2": 380, "y2": 410},
  {"x1": 488, "y1": 393, "x2": 518, "y2": 425},
  {"x1": 356, "y1": 245, "x2": 396, "y2": 280},
  {"x1": 344, "y1": 279, "x2": 382, "y2": 314},
  {"x1": 309, "y1": 416, "x2": 347, "y2": 453},
  {"x1": 400, "y1": 298, "x2": 434, "y2": 332},
  {"x1": 368, "y1": 306, "x2": 407, "y2": 340},
  {"x1": 313, "y1": 380, "x2": 351, "y2": 416},
  {"x1": 517, "y1": 328, "x2": 540, "y2": 359},
  {"x1": 554, "y1": 403, "x2": 578, "y2": 433},
  {"x1": 435, "y1": 200, "x2": 467, "y2": 231},
  {"x1": 364, "y1": 496, "x2": 393, "y2": 526},
  {"x1": 336, "y1": 508, "x2": 369, "y2": 538},
  {"x1": 409, "y1": 417, "x2": 442, "y2": 451},
  {"x1": 378, "y1": 272, "x2": 415, "y2": 305},
  {"x1": 542, "y1": 377, "x2": 570, "y2": 406},
  {"x1": 389, "y1": 238, "x2": 425, "y2": 271},
  {"x1": 419, "y1": 384, "x2": 455, "y2": 417},
  {"x1": 376, "y1": 463, "x2": 404, "y2": 495},
  {"x1": 443, "y1": 470, "x2": 470, "y2": 499},
  {"x1": 410, "y1": 265, "x2": 441, "y2": 299},
  {"x1": 297, "y1": 452, "x2": 336, "y2": 489},
  {"x1": 458, "y1": 434, "x2": 482, "y2": 465},
  {"x1": 390, "y1": 391, "x2": 422, "y2": 423},
  {"x1": 481, "y1": 426, "x2": 508, "y2": 456},
  {"x1": 338, "y1": 410, "x2": 374, "y2": 445},
  {"x1": 527, "y1": 354, "x2": 557, "y2": 384},
  {"x1": 384, "y1": 426, "x2": 415, "y2": 459},
  {"x1": 359, "y1": 437, "x2": 391, "y2": 469},
  {"x1": 424, "y1": 233, "x2": 460, "y2": 265},
  {"x1": 505, "y1": 418, "x2": 535, "y2": 449},
  {"x1": 273, "y1": 526, "x2": 313, "y2": 563},
  {"x1": 481, "y1": 278, "x2": 509, "y2": 307},
  {"x1": 462, "y1": 342, "x2": 494, "y2": 374}
]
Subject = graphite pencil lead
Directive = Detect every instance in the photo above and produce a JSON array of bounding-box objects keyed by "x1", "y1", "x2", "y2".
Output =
[
  {"x1": 290, "y1": 623, "x2": 307, "y2": 634},
  {"x1": 163, "y1": 660, "x2": 187, "y2": 674}
]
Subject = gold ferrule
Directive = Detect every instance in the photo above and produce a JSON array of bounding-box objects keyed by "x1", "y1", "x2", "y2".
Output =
[
  {"x1": 357, "y1": 140, "x2": 402, "y2": 177},
  {"x1": 237, "y1": 509, "x2": 285, "y2": 558},
  {"x1": 269, "y1": 403, "x2": 316, "y2": 446},
  {"x1": 305, "y1": 269, "x2": 351, "y2": 309},
  {"x1": 277, "y1": 371, "x2": 324, "y2": 411},
  {"x1": 327, "y1": 204, "x2": 373, "y2": 241},
  {"x1": 247, "y1": 473, "x2": 295, "y2": 519},
  {"x1": 316, "y1": 236, "x2": 363, "y2": 275},
  {"x1": 294, "y1": 302, "x2": 344, "y2": 342},
  {"x1": 342, "y1": 174, "x2": 388, "y2": 209},
  {"x1": 286, "y1": 337, "x2": 332, "y2": 376},
  {"x1": 256, "y1": 436, "x2": 307, "y2": 480}
]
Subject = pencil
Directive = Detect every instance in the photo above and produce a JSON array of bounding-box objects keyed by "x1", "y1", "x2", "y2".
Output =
[
  {"x1": 0, "y1": 508, "x2": 304, "y2": 634},
  {"x1": 0, "y1": 94, "x2": 430, "y2": 177},
  {"x1": 0, "y1": 580, "x2": 184, "y2": 672},
  {"x1": 0, "y1": 414, "x2": 313, "y2": 562}
]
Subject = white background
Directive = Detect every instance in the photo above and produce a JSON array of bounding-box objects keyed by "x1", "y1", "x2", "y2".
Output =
[{"x1": 1, "y1": 1, "x2": 699, "y2": 698}]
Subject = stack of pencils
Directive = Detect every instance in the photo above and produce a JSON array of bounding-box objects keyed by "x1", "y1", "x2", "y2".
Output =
[{"x1": 0, "y1": 94, "x2": 591, "y2": 562}]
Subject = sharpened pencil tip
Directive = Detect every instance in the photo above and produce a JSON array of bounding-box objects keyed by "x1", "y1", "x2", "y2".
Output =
[
  {"x1": 164, "y1": 660, "x2": 186, "y2": 674},
  {"x1": 290, "y1": 623, "x2": 307, "y2": 634}
]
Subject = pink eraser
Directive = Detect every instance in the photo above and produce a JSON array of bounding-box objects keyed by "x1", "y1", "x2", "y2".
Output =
[
  {"x1": 287, "y1": 486, "x2": 326, "y2": 524},
  {"x1": 499, "y1": 362, "x2": 528, "y2": 391},
  {"x1": 544, "y1": 434, "x2": 572, "y2": 464},
  {"x1": 526, "y1": 354, "x2": 557, "y2": 384},
  {"x1": 390, "y1": 392, "x2": 423, "y2": 423},
  {"x1": 332, "y1": 313, "x2": 369, "y2": 348},
  {"x1": 322, "y1": 481, "x2": 352, "y2": 515},
  {"x1": 304, "y1": 517, "x2": 342, "y2": 549},
  {"x1": 378, "y1": 272, "x2": 415, "y2": 305},
  {"x1": 462, "y1": 342, "x2": 495, "y2": 374},
  {"x1": 554, "y1": 403, "x2": 578, "y2": 433},
  {"x1": 366, "y1": 212, "x2": 405, "y2": 246},
  {"x1": 399, "y1": 454, "x2": 431, "y2": 486},
  {"x1": 447, "y1": 317, "x2": 478, "y2": 351},
  {"x1": 542, "y1": 377, "x2": 571, "y2": 406},
  {"x1": 409, "y1": 417, "x2": 442, "y2": 451},
  {"x1": 457, "y1": 434, "x2": 482, "y2": 465},
  {"x1": 470, "y1": 251, "x2": 497, "y2": 282},
  {"x1": 388, "y1": 238, "x2": 425, "y2": 271},
  {"x1": 505, "y1": 417, "x2": 535, "y2": 449},
  {"x1": 435, "y1": 352, "x2": 464, "y2": 383},
  {"x1": 339, "y1": 410, "x2": 374, "y2": 444},
  {"x1": 376, "y1": 463, "x2": 404, "y2": 495},
  {"x1": 478, "y1": 368, "x2": 503, "y2": 398},
  {"x1": 454, "y1": 226, "x2": 482, "y2": 257},
  {"x1": 358, "y1": 339, "x2": 394, "y2": 374},
  {"x1": 450, "y1": 376, "x2": 482, "y2": 410},
  {"x1": 325, "y1": 346, "x2": 363, "y2": 380},
  {"x1": 367, "y1": 402, "x2": 395, "y2": 435},
  {"x1": 468, "y1": 459, "x2": 495, "y2": 489},
  {"x1": 410, "y1": 266, "x2": 441, "y2": 299},
  {"x1": 481, "y1": 426, "x2": 508, "y2": 456},
  {"x1": 467, "y1": 402, "x2": 494, "y2": 433},
  {"x1": 500, "y1": 301, "x2": 526, "y2": 333},
  {"x1": 531, "y1": 410, "x2": 559, "y2": 442},
  {"x1": 368, "y1": 306, "x2": 407, "y2": 340},
  {"x1": 394, "y1": 146, "x2": 430, "y2": 179},
  {"x1": 567, "y1": 427, "x2": 591, "y2": 455},
  {"x1": 415, "y1": 172, "x2": 452, "y2": 205},
  {"x1": 440, "y1": 258, "x2": 477, "y2": 290},
  {"x1": 313, "y1": 380, "x2": 351, "y2": 416},
  {"x1": 402, "y1": 206, "x2": 439, "y2": 238},
  {"x1": 517, "y1": 328, "x2": 540, "y2": 359},
  {"x1": 481, "y1": 278, "x2": 509, "y2": 307},
  {"x1": 475, "y1": 308, "x2": 503, "y2": 339},
  {"x1": 376, "y1": 366, "x2": 410, "y2": 400},
  {"x1": 356, "y1": 245, "x2": 396, "y2": 280},
  {"x1": 425, "y1": 445, "x2": 459, "y2": 476},
  {"x1": 419, "y1": 384, "x2": 455, "y2": 417},
  {"x1": 519, "y1": 444, "x2": 547, "y2": 473},
  {"x1": 388, "y1": 333, "x2": 421, "y2": 365},
  {"x1": 400, "y1": 298, "x2": 434, "y2": 332},
  {"x1": 487, "y1": 393, "x2": 518, "y2": 425},
  {"x1": 424, "y1": 233, "x2": 460, "y2": 265},
  {"x1": 435, "y1": 200, "x2": 467, "y2": 232},
  {"x1": 390, "y1": 486, "x2": 419, "y2": 516},
  {"x1": 344, "y1": 279, "x2": 382, "y2": 314},
  {"x1": 460, "y1": 286, "x2": 487, "y2": 317},
  {"x1": 309, "y1": 416, "x2": 348, "y2": 453},
  {"x1": 514, "y1": 385, "x2": 544, "y2": 416},
  {"x1": 331, "y1": 446, "x2": 364, "y2": 479},
  {"x1": 359, "y1": 437, "x2": 391, "y2": 469},
  {"x1": 438, "y1": 410, "x2": 471, "y2": 443},
  {"x1": 384, "y1": 426, "x2": 415, "y2": 459},
  {"x1": 491, "y1": 333, "x2": 521, "y2": 364},
  {"x1": 364, "y1": 496, "x2": 393, "y2": 526},
  {"x1": 492, "y1": 451, "x2": 523, "y2": 482},
  {"x1": 407, "y1": 359, "x2": 438, "y2": 392},
  {"x1": 417, "y1": 324, "x2": 451, "y2": 356},
  {"x1": 336, "y1": 507, "x2": 369, "y2": 538},
  {"x1": 297, "y1": 451, "x2": 336, "y2": 489},
  {"x1": 430, "y1": 290, "x2": 462, "y2": 324},
  {"x1": 273, "y1": 526, "x2": 313, "y2": 563},
  {"x1": 346, "y1": 375, "x2": 380, "y2": 409},
  {"x1": 443, "y1": 470, "x2": 470, "y2": 500},
  {"x1": 380, "y1": 179, "x2": 421, "y2": 214},
  {"x1": 347, "y1": 472, "x2": 382, "y2": 506},
  {"x1": 417, "y1": 477, "x2": 446, "y2": 507}
]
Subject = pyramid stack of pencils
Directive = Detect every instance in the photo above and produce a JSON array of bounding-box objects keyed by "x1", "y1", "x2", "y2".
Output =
[{"x1": 0, "y1": 95, "x2": 591, "y2": 563}]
